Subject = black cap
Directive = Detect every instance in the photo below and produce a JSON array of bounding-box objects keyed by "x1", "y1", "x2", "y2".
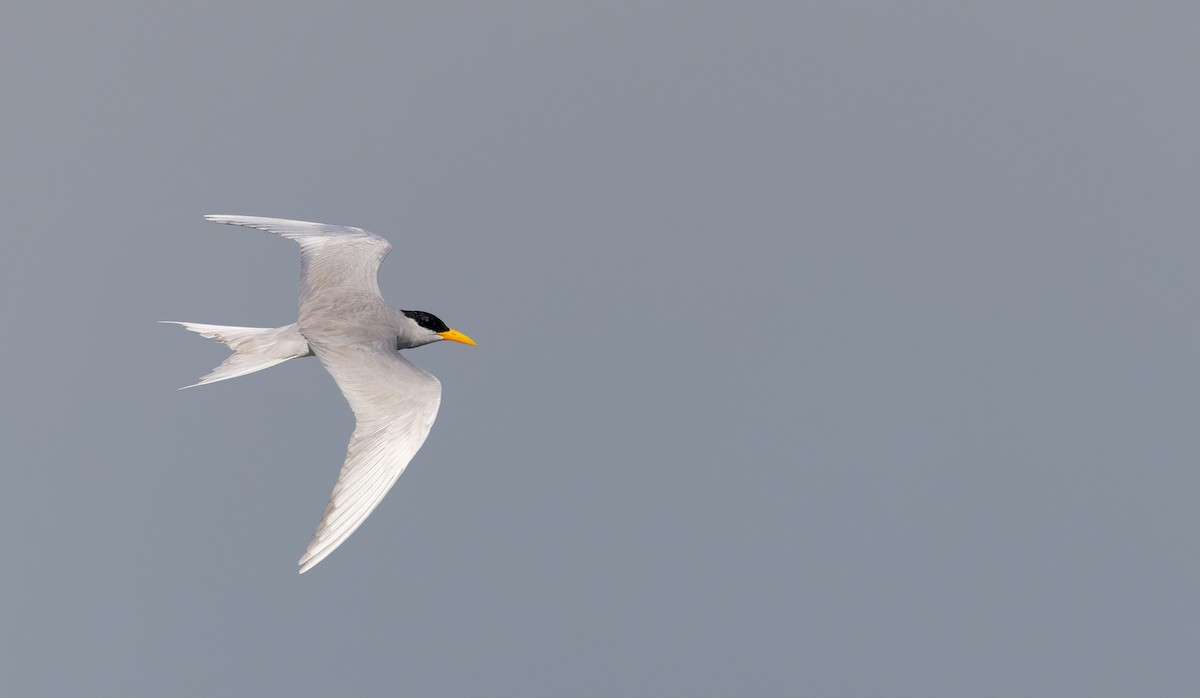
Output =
[{"x1": 402, "y1": 310, "x2": 450, "y2": 333}]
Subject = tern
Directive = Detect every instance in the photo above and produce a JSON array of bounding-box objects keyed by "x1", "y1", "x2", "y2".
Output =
[{"x1": 164, "y1": 215, "x2": 475, "y2": 573}]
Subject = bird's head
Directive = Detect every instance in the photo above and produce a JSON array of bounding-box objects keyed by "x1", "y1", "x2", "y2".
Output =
[{"x1": 401, "y1": 310, "x2": 477, "y2": 348}]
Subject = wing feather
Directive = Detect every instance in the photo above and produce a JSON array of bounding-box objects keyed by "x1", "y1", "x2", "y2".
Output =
[
  {"x1": 297, "y1": 339, "x2": 442, "y2": 573},
  {"x1": 204, "y1": 215, "x2": 392, "y2": 309}
]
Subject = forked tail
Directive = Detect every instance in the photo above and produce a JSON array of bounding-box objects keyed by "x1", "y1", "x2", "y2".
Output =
[{"x1": 161, "y1": 321, "x2": 313, "y2": 388}]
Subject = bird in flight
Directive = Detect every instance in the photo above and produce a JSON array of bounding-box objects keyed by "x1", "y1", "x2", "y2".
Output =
[{"x1": 164, "y1": 215, "x2": 475, "y2": 573}]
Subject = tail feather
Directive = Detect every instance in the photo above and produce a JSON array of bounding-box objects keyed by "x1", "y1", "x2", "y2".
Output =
[{"x1": 161, "y1": 321, "x2": 312, "y2": 388}]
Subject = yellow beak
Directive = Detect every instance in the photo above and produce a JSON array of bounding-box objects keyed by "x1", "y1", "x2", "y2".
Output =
[{"x1": 438, "y1": 328, "x2": 477, "y2": 346}]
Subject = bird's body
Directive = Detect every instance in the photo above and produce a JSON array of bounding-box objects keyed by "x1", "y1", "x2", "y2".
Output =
[{"x1": 164, "y1": 215, "x2": 475, "y2": 573}]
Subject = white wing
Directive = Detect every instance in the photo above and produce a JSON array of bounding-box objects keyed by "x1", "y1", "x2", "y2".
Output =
[
  {"x1": 298, "y1": 339, "x2": 442, "y2": 574},
  {"x1": 204, "y1": 215, "x2": 392, "y2": 309}
]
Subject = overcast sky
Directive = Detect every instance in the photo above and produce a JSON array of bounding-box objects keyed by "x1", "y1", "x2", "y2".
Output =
[{"x1": 3, "y1": 1, "x2": 1199, "y2": 696}]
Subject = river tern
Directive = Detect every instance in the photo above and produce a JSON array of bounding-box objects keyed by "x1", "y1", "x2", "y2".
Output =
[{"x1": 164, "y1": 215, "x2": 475, "y2": 573}]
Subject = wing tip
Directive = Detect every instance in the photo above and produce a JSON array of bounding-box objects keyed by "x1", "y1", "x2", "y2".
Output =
[
  {"x1": 204, "y1": 214, "x2": 272, "y2": 228},
  {"x1": 203, "y1": 214, "x2": 243, "y2": 224},
  {"x1": 297, "y1": 550, "x2": 325, "y2": 574},
  {"x1": 204, "y1": 213, "x2": 321, "y2": 226}
]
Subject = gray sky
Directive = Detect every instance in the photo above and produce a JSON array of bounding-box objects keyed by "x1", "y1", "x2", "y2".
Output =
[{"x1": 3, "y1": 1, "x2": 1198, "y2": 696}]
